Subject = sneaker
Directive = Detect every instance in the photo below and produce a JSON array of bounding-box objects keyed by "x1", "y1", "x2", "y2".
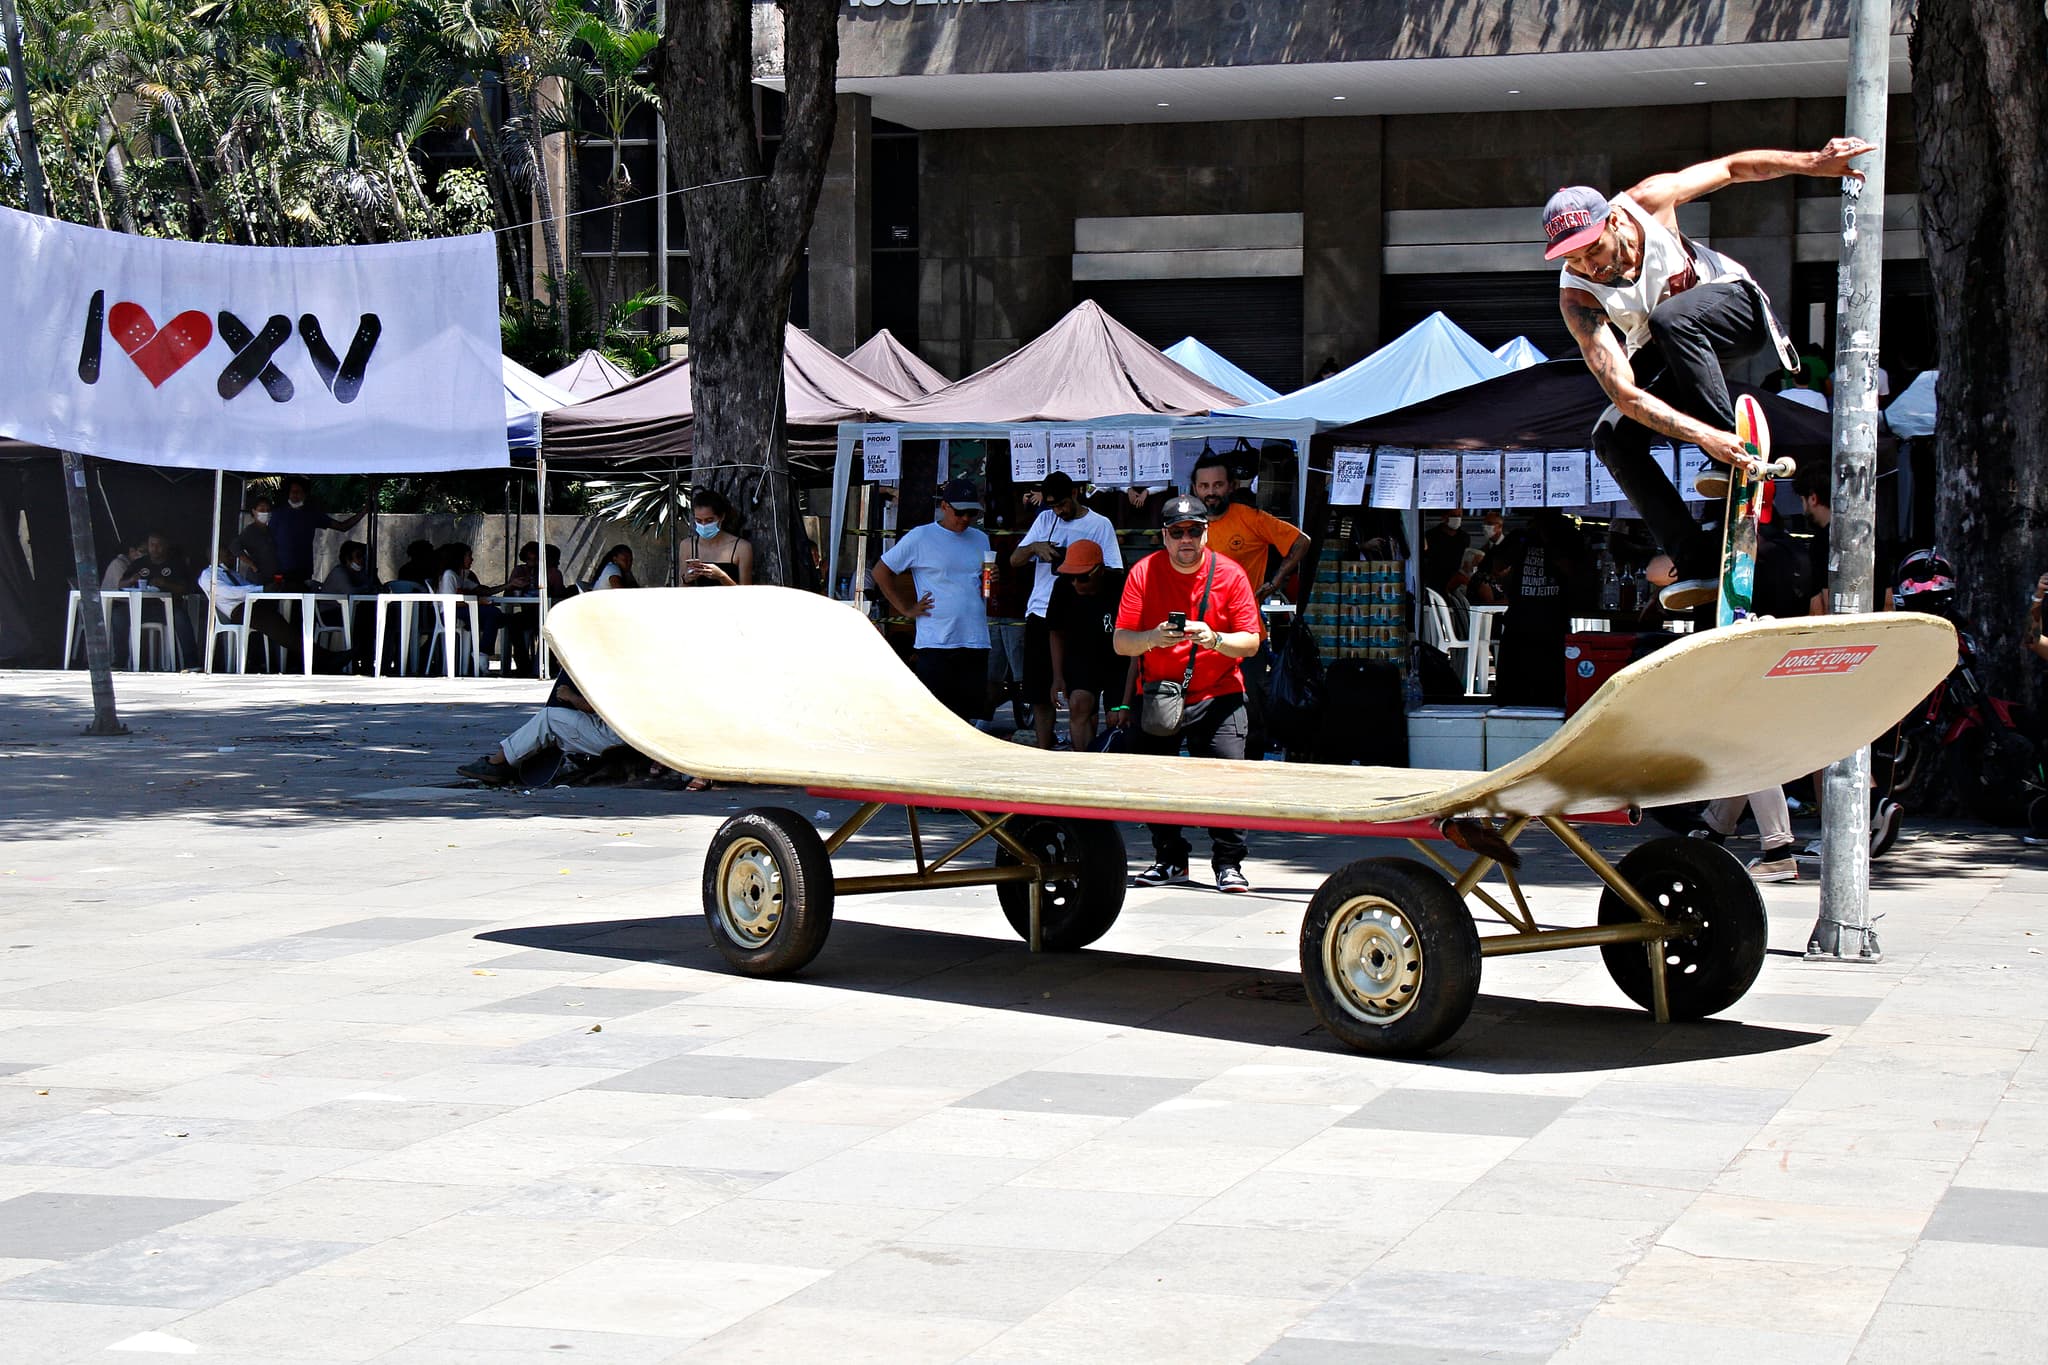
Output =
[
  {"x1": 1870, "y1": 799, "x2": 1903, "y2": 859},
  {"x1": 1659, "y1": 578, "x2": 1719, "y2": 611},
  {"x1": 1131, "y1": 861, "x2": 1188, "y2": 887},
  {"x1": 1694, "y1": 468, "x2": 1732, "y2": 500},
  {"x1": 1688, "y1": 826, "x2": 1729, "y2": 846},
  {"x1": 457, "y1": 756, "x2": 513, "y2": 785},
  {"x1": 1215, "y1": 866, "x2": 1251, "y2": 894},
  {"x1": 1748, "y1": 849, "x2": 1799, "y2": 882},
  {"x1": 1802, "y1": 836, "x2": 1823, "y2": 858}
]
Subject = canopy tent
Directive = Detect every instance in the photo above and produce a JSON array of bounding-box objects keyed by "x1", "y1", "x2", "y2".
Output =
[
  {"x1": 1162, "y1": 336, "x2": 1282, "y2": 403},
  {"x1": 1221, "y1": 311, "x2": 1510, "y2": 429},
  {"x1": 503, "y1": 358, "x2": 579, "y2": 449},
  {"x1": 1493, "y1": 336, "x2": 1549, "y2": 371},
  {"x1": 540, "y1": 323, "x2": 905, "y2": 470},
  {"x1": 844, "y1": 329, "x2": 951, "y2": 399},
  {"x1": 1322, "y1": 357, "x2": 1838, "y2": 458},
  {"x1": 1885, "y1": 369, "x2": 1936, "y2": 438},
  {"x1": 826, "y1": 303, "x2": 1312, "y2": 590},
  {"x1": 546, "y1": 349, "x2": 634, "y2": 399}
]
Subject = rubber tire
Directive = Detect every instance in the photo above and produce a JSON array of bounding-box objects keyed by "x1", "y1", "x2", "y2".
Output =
[
  {"x1": 1596, "y1": 836, "x2": 1767, "y2": 1020},
  {"x1": 1299, "y1": 856, "x2": 1482, "y2": 1057},
  {"x1": 995, "y1": 817, "x2": 1127, "y2": 951},
  {"x1": 702, "y1": 807, "x2": 834, "y2": 976}
]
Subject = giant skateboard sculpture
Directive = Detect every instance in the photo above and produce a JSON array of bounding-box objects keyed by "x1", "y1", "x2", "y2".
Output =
[{"x1": 546, "y1": 587, "x2": 1954, "y2": 1056}]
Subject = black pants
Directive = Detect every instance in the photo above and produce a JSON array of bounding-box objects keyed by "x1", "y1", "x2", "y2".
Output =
[
  {"x1": 1130, "y1": 692, "x2": 1250, "y2": 869},
  {"x1": 1592, "y1": 280, "x2": 1774, "y2": 579},
  {"x1": 916, "y1": 647, "x2": 991, "y2": 723}
]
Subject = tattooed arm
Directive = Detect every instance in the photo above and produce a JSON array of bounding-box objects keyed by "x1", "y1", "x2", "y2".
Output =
[{"x1": 1560, "y1": 288, "x2": 1750, "y2": 468}]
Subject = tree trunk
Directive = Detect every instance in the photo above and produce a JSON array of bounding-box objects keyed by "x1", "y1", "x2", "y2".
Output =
[
  {"x1": 509, "y1": 83, "x2": 570, "y2": 343},
  {"x1": 660, "y1": 0, "x2": 838, "y2": 588},
  {"x1": 1916, "y1": 0, "x2": 2048, "y2": 705}
]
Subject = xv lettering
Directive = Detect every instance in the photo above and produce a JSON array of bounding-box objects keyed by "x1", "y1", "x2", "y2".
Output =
[
  {"x1": 299, "y1": 313, "x2": 381, "y2": 404},
  {"x1": 216, "y1": 312, "x2": 295, "y2": 403}
]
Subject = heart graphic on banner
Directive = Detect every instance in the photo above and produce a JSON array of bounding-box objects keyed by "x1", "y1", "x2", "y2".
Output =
[{"x1": 107, "y1": 302, "x2": 213, "y2": 387}]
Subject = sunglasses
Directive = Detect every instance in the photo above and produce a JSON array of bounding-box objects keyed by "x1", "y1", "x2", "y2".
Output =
[{"x1": 1164, "y1": 524, "x2": 1205, "y2": 541}]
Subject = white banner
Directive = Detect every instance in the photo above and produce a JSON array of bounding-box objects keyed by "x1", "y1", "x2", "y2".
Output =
[
  {"x1": 1545, "y1": 449, "x2": 1588, "y2": 507},
  {"x1": 1008, "y1": 428, "x2": 1049, "y2": 483},
  {"x1": 862, "y1": 425, "x2": 901, "y2": 481},
  {"x1": 1504, "y1": 451, "x2": 1546, "y2": 507},
  {"x1": 1369, "y1": 450, "x2": 1415, "y2": 509},
  {"x1": 1461, "y1": 452, "x2": 1503, "y2": 509},
  {"x1": 1331, "y1": 447, "x2": 1369, "y2": 506},
  {"x1": 1656, "y1": 445, "x2": 1680, "y2": 486},
  {"x1": 0, "y1": 207, "x2": 503, "y2": 472},
  {"x1": 1587, "y1": 450, "x2": 1626, "y2": 504},
  {"x1": 1678, "y1": 444, "x2": 1713, "y2": 502},
  {"x1": 1416, "y1": 453, "x2": 1460, "y2": 509},
  {"x1": 1088, "y1": 429, "x2": 1132, "y2": 486},
  {"x1": 1132, "y1": 428, "x2": 1173, "y2": 484},
  {"x1": 1049, "y1": 430, "x2": 1089, "y2": 480}
]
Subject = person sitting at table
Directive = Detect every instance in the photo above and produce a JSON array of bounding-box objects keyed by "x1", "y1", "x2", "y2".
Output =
[
  {"x1": 102, "y1": 538, "x2": 146, "y2": 592},
  {"x1": 391, "y1": 540, "x2": 437, "y2": 591},
  {"x1": 430, "y1": 542, "x2": 505, "y2": 671},
  {"x1": 590, "y1": 544, "x2": 639, "y2": 590},
  {"x1": 678, "y1": 488, "x2": 754, "y2": 587},
  {"x1": 198, "y1": 545, "x2": 340, "y2": 672},
  {"x1": 321, "y1": 539, "x2": 380, "y2": 674},
  {"x1": 123, "y1": 531, "x2": 199, "y2": 665}
]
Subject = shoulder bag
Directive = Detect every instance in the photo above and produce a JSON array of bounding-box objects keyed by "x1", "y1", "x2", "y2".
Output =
[{"x1": 1139, "y1": 553, "x2": 1215, "y2": 737}]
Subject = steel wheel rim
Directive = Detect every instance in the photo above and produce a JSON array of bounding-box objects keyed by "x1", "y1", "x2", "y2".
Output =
[
  {"x1": 714, "y1": 838, "x2": 784, "y2": 946},
  {"x1": 1648, "y1": 873, "x2": 1710, "y2": 978},
  {"x1": 1323, "y1": 895, "x2": 1422, "y2": 1024}
]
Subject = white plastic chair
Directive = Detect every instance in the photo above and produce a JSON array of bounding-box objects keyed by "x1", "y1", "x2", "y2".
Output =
[{"x1": 1422, "y1": 588, "x2": 1472, "y2": 686}]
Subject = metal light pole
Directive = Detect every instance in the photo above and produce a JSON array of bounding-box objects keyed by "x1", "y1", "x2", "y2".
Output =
[
  {"x1": 1808, "y1": 0, "x2": 1887, "y2": 962},
  {"x1": 4, "y1": 0, "x2": 124, "y2": 734}
]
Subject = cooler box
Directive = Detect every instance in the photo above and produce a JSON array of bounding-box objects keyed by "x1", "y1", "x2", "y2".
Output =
[
  {"x1": 1485, "y1": 707, "x2": 1565, "y2": 769},
  {"x1": 1562, "y1": 632, "x2": 1637, "y2": 716},
  {"x1": 1407, "y1": 705, "x2": 1487, "y2": 771}
]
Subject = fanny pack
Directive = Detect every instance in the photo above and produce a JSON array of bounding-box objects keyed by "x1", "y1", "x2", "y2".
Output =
[{"x1": 1139, "y1": 553, "x2": 1215, "y2": 737}]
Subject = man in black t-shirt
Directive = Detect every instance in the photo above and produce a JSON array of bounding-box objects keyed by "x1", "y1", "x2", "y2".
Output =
[{"x1": 1045, "y1": 539, "x2": 1123, "y2": 751}]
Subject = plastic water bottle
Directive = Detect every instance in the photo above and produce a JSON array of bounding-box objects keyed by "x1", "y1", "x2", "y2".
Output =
[
  {"x1": 1596, "y1": 542, "x2": 1620, "y2": 610},
  {"x1": 1404, "y1": 645, "x2": 1425, "y2": 710}
]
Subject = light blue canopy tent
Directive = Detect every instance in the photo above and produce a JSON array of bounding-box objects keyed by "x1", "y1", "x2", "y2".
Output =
[
  {"x1": 1161, "y1": 336, "x2": 1282, "y2": 403},
  {"x1": 1220, "y1": 311, "x2": 1509, "y2": 429},
  {"x1": 1885, "y1": 369, "x2": 1936, "y2": 438},
  {"x1": 503, "y1": 357, "x2": 578, "y2": 449},
  {"x1": 1492, "y1": 336, "x2": 1549, "y2": 371}
]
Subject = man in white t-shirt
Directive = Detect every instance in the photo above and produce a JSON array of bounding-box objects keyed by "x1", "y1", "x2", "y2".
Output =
[
  {"x1": 1008, "y1": 471, "x2": 1124, "y2": 748},
  {"x1": 873, "y1": 479, "x2": 994, "y2": 723}
]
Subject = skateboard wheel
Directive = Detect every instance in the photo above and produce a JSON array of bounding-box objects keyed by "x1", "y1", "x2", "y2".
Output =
[
  {"x1": 702, "y1": 807, "x2": 835, "y2": 975},
  {"x1": 1299, "y1": 857, "x2": 1481, "y2": 1057},
  {"x1": 1596, "y1": 836, "x2": 1766, "y2": 1020},
  {"x1": 994, "y1": 817, "x2": 1127, "y2": 950}
]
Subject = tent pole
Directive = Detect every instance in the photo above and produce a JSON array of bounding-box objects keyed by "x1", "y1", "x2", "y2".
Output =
[
  {"x1": 535, "y1": 444, "x2": 550, "y2": 681},
  {"x1": 667, "y1": 468, "x2": 679, "y2": 586},
  {"x1": 205, "y1": 469, "x2": 222, "y2": 674}
]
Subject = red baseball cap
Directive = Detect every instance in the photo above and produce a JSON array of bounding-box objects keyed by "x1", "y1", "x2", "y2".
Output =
[{"x1": 1542, "y1": 186, "x2": 1612, "y2": 260}]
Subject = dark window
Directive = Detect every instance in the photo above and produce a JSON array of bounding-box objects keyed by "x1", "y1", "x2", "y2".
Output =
[
  {"x1": 872, "y1": 136, "x2": 918, "y2": 249},
  {"x1": 1792, "y1": 259, "x2": 1937, "y2": 379},
  {"x1": 872, "y1": 251, "x2": 918, "y2": 352},
  {"x1": 577, "y1": 144, "x2": 658, "y2": 254},
  {"x1": 1382, "y1": 272, "x2": 1572, "y2": 359}
]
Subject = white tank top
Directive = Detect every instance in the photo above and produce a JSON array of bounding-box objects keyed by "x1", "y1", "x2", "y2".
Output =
[{"x1": 1558, "y1": 194, "x2": 1756, "y2": 356}]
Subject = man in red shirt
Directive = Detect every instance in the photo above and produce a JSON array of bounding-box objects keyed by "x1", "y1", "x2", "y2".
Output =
[{"x1": 1114, "y1": 494, "x2": 1264, "y2": 893}]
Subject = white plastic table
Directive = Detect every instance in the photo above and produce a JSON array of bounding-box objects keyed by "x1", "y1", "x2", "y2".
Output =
[
  {"x1": 1466, "y1": 604, "x2": 1507, "y2": 696},
  {"x1": 372, "y1": 593, "x2": 481, "y2": 677},
  {"x1": 65, "y1": 588, "x2": 183, "y2": 671},
  {"x1": 242, "y1": 591, "x2": 357, "y2": 676}
]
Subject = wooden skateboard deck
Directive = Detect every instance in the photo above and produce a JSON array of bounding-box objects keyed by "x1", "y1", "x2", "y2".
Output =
[
  {"x1": 1716, "y1": 394, "x2": 1791, "y2": 627},
  {"x1": 544, "y1": 585, "x2": 1955, "y2": 828}
]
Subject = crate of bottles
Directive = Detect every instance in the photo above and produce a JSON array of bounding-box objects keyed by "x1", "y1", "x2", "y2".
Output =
[{"x1": 1304, "y1": 554, "x2": 1408, "y2": 664}]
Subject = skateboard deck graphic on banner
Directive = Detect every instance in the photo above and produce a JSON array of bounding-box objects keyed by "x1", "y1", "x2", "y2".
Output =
[{"x1": 1717, "y1": 393, "x2": 1796, "y2": 627}]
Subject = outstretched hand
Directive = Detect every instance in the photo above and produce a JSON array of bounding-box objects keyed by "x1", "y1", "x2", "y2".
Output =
[{"x1": 1813, "y1": 136, "x2": 1876, "y2": 182}]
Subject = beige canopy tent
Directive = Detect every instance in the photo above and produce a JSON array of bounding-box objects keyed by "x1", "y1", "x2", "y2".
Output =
[
  {"x1": 826, "y1": 301, "x2": 1316, "y2": 589},
  {"x1": 843, "y1": 328, "x2": 951, "y2": 399}
]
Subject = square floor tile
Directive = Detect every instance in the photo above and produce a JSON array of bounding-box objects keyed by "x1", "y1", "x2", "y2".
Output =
[
  {"x1": 291, "y1": 917, "x2": 492, "y2": 940},
  {"x1": 1920, "y1": 1186, "x2": 2048, "y2": 1248},
  {"x1": 0, "y1": 1232, "x2": 360, "y2": 1309},
  {"x1": 0, "y1": 1193, "x2": 232, "y2": 1259},
  {"x1": 468, "y1": 986, "x2": 692, "y2": 1018},
  {"x1": 1338, "y1": 1089, "x2": 1574, "y2": 1138},
  {"x1": 1287, "y1": 1268, "x2": 1606, "y2": 1355},
  {"x1": 950, "y1": 1070, "x2": 1194, "y2": 1118},
  {"x1": 585, "y1": 1055, "x2": 842, "y2": 1099}
]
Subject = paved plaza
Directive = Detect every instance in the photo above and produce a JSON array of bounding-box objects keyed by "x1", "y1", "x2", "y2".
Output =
[{"x1": 1, "y1": 671, "x2": 2044, "y2": 1363}]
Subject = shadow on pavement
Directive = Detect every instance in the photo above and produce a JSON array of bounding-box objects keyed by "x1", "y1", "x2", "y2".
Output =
[{"x1": 477, "y1": 914, "x2": 1828, "y2": 1073}]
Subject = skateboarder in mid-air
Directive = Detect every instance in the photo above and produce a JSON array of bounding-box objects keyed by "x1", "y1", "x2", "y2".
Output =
[{"x1": 1544, "y1": 136, "x2": 1874, "y2": 609}]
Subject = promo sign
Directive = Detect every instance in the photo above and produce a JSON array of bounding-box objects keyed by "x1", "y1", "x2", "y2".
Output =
[{"x1": 0, "y1": 206, "x2": 504, "y2": 473}]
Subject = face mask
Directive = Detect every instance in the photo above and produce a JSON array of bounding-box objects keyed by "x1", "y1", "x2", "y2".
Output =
[
  {"x1": 1445, "y1": 517, "x2": 1462, "y2": 530},
  {"x1": 348, "y1": 560, "x2": 364, "y2": 574},
  {"x1": 253, "y1": 511, "x2": 270, "y2": 525},
  {"x1": 288, "y1": 498, "x2": 306, "y2": 509},
  {"x1": 694, "y1": 521, "x2": 721, "y2": 541}
]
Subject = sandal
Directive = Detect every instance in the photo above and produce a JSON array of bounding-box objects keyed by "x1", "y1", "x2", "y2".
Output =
[{"x1": 685, "y1": 776, "x2": 715, "y2": 792}]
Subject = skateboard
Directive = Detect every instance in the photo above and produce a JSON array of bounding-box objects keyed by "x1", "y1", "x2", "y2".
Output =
[{"x1": 1716, "y1": 393, "x2": 1798, "y2": 627}]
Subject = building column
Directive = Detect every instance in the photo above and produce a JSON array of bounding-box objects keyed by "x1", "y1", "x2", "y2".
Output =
[
  {"x1": 1709, "y1": 100, "x2": 1800, "y2": 382},
  {"x1": 1302, "y1": 116, "x2": 1384, "y2": 383},
  {"x1": 809, "y1": 93, "x2": 873, "y2": 352}
]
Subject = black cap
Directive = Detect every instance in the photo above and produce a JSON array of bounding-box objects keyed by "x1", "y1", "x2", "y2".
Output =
[
  {"x1": 937, "y1": 477, "x2": 981, "y2": 510},
  {"x1": 1040, "y1": 471, "x2": 1076, "y2": 500},
  {"x1": 1159, "y1": 494, "x2": 1209, "y2": 527}
]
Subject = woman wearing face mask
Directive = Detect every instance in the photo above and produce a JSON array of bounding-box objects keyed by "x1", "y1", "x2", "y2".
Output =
[
  {"x1": 232, "y1": 496, "x2": 281, "y2": 585},
  {"x1": 321, "y1": 540, "x2": 381, "y2": 674},
  {"x1": 678, "y1": 488, "x2": 754, "y2": 587}
]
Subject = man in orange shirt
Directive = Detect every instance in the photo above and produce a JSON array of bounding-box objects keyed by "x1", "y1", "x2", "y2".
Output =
[{"x1": 1191, "y1": 453, "x2": 1308, "y2": 757}]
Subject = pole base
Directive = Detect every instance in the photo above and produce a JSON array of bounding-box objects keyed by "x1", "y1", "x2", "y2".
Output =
[{"x1": 1805, "y1": 917, "x2": 1883, "y2": 963}]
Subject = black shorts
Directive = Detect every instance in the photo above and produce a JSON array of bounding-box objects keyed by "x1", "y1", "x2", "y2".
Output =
[
  {"x1": 1059, "y1": 640, "x2": 1122, "y2": 699},
  {"x1": 1023, "y1": 615, "x2": 1054, "y2": 704},
  {"x1": 915, "y1": 647, "x2": 990, "y2": 723}
]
